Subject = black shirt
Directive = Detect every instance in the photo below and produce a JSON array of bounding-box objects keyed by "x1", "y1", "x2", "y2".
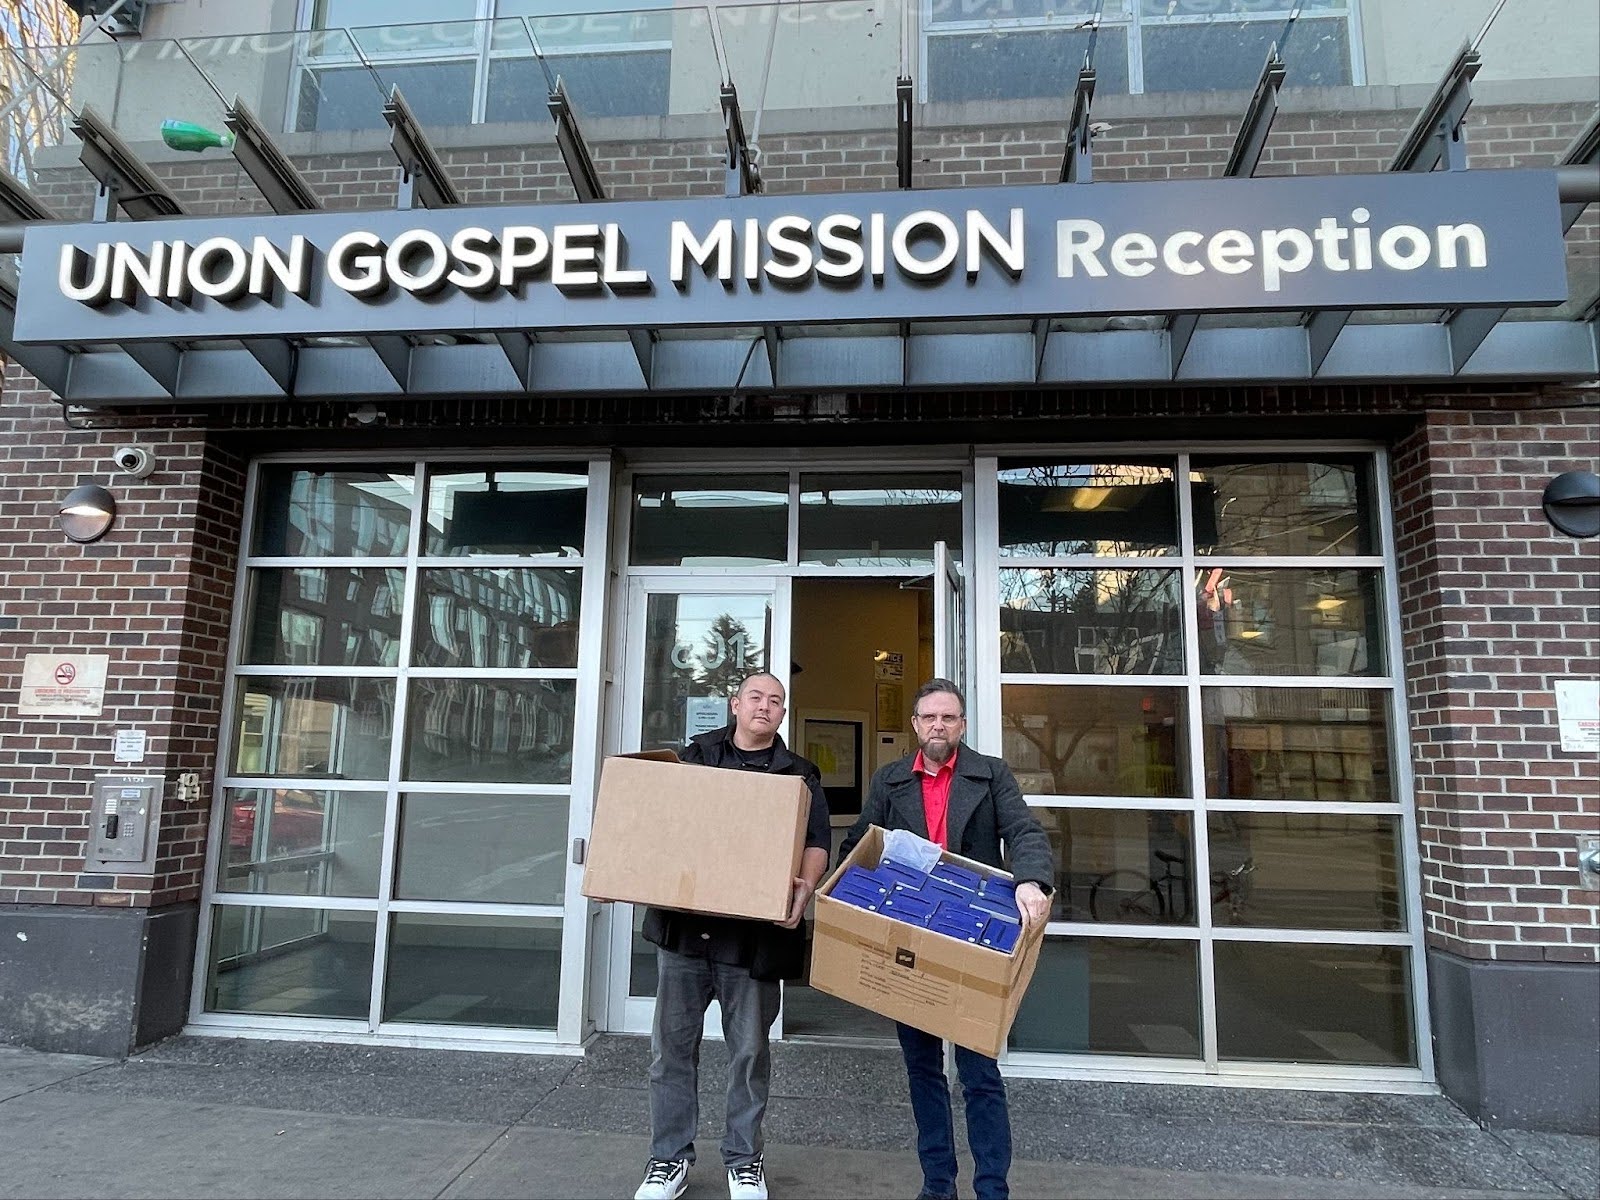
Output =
[{"x1": 641, "y1": 725, "x2": 831, "y2": 981}]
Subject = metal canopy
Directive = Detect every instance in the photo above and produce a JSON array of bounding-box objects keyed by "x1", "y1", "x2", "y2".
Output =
[
  {"x1": 1304, "y1": 44, "x2": 1482, "y2": 374},
  {"x1": 897, "y1": 76, "x2": 914, "y2": 191},
  {"x1": 72, "y1": 105, "x2": 184, "y2": 221},
  {"x1": 1171, "y1": 47, "x2": 1288, "y2": 377},
  {"x1": 0, "y1": 165, "x2": 60, "y2": 223},
  {"x1": 1059, "y1": 66, "x2": 1097, "y2": 185}
]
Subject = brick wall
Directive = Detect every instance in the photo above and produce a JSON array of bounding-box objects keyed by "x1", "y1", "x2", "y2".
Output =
[
  {"x1": 1394, "y1": 407, "x2": 1600, "y2": 964},
  {"x1": 0, "y1": 370, "x2": 244, "y2": 911}
]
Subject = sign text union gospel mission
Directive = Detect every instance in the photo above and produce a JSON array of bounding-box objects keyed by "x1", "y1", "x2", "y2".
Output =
[{"x1": 16, "y1": 173, "x2": 1567, "y2": 343}]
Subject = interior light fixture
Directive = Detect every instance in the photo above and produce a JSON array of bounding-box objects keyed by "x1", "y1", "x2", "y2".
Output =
[
  {"x1": 58, "y1": 484, "x2": 117, "y2": 543},
  {"x1": 1238, "y1": 629, "x2": 1264, "y2": 640},
  {"x1": 1314, "y1": 595, "x2": 1347, "y2": 612}
]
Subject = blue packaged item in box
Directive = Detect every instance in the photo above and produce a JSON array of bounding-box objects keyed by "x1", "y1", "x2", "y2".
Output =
[
  {"x1": 980, "y1": 917, "x2": 1021, "y2": 954},
  {"x1": 920, "y1": 878, "x2": 973, "y2": 906},
  {"x1": 930, "y1": 862, "x2": 984, "y2": 893},
  {"x1": 837, "y1": 866, "x2": 890, "y2": 899},
  {"x1": 877, "y1": 860, "x2": 928, "y2": 891},
  {"x1": 880, "y1": 889, "x2": 936, "y2": 925},
  {"x1": 972, "y1": 893, "x2": 1021, "y2": 923},
  {"x1": 928, "y1": 915, "x2": 983, "y2": 944},
  {"x1": 981, "y1": 875, "x2": 1017, "y2": 899},
  {"x1": 931, "y1": 903, "x2": 987, "y2": 937},
  {"x1": 829, "y1": 882, "x2": 883, "y2": 912}
]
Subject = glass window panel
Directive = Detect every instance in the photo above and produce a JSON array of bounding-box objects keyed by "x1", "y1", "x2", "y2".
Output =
[
  {"x1": 413, "y1": 568, "x2": 583, "y2": 669},
  {"x1": 1010, "y1": 937, "x2": 1200, "y2": 1058},
  {"x1": 1208, "y1": 813, "x2": 1404, "y2": 932},
  {"x1": 232, "y1": 677, "x2": 396, "y2": 780},
  {"x1": 424, "y1": 467, "x2": 588, "y2": 558},
  {"x1": 798, "y1": 473, "x2": 962, "y2": 569},
  {"x1": 382, "y1": 913, "x2": 561, "y2": 1029},
  {"x1": 929, "y1": 0, "x2": 1128, "y2": 25},
  {"x1": 252, "y1": 466, "x2": 414, "y2": 557},
  {"x1": 486, "y1": 53, "x2": 671, "y2": 121},
  {"x1": 243, "y1": 567, "x2": 405, "y2": 667},
  {"x1": 998, "y1": 461, "x2": 1177, "y2": 558},
  {"x1": 639, "y1": 591, "x2": 772, "y2": 752},
  {"x1": 1196, "y1": 567, "x2": 1383, "y2": 677},
  {"x1": 205, "y1": 905, "x2": 375, "y2": 1019},
  {"x1": 1143, "y1": 18, "x2": 1350, "y2": 93},
  {"x1": 315, "y1": 1, "x2": 477, "y2": 27},
  {"x1": 395, "y1": 792, "x2": 569, "y2": 905},
  {"x1": 631, "y1": 475, "x2": 788, "y2": 567},
  {"x1": 1202, "y1": 687, "x2": 1392, "y2": 802},
  {"x1": 1002, "y1": 684, "x2": 1188, "y2": 798},
  {"x1": 405, "y1": 678, "x2": 577, "y2": 784},
  {"x1": 1215, "y1": 942, "x2": 1415, "y2": 1066},
  {"x1": 296, "y1": 62, "x2": 475, "y2": 132},
  {"x1": 630, "y1": 908, "x2": 657, "y2": 995},
  {"x1": 1191, "y1": 457, "x2": 1376, "y2": 557},
  {"x1": 1000, "y1": 568, "x2": 1183, "y2": 675},
  {"x1": 1034, "y1": 808, "x2": 1196, "y2": 925},
  {"x1": 927, "y1": 28, "x2": 1129, "y2": 102},
  {"x1": 216, "y1": 789, "x2": 385, "y2": 898}
]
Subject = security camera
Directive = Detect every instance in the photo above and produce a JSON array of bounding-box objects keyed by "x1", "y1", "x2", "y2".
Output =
[{"x1": 111, "y1": 445, "x2": 155, "y2": 479}]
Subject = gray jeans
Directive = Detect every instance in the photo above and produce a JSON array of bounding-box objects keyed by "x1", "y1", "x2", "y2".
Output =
[{"x1": 648, "y1": 947, "x2": 782, "y2": 1168}]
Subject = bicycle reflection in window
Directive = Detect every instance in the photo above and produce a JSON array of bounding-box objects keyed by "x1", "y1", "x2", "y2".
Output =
[{"x1": 1089, "y1": 849, "x2": 1256, "y2": 924}]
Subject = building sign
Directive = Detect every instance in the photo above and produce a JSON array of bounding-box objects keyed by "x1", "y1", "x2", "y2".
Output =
[
  {"x1": 19, "y1": 652, "x2": 109, "y2": 716},
  {"x1": 14, "y1": 171, "x2": 1566, "y2": 345}
]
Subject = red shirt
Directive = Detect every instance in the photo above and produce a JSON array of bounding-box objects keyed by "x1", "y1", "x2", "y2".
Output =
[{"x1": 913, "y1": 747, "x2": 958, "y2": 849}]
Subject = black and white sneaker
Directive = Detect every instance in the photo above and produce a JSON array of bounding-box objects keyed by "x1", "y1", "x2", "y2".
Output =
[
  {"x1": 634, "y1": 1157, "x2": 689, "y2": 1200},
  {"x1": 727, "y1": 1156, "x2": 769, "y2": 1200}
]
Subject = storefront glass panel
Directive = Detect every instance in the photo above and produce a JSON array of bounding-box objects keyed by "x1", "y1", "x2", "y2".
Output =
[
  {"x1": 998, "y1": 461, "x2": 1177, "y2": 558},
  {"x1": 1190, "y1": 456, "x2": 1377, "y2": 557},
  {"x1": 252, "y1": 466, "x2": 415, "y2": 557},
  {"x1": 243, "y1": 567, "x2": 406, "y2": 668},
  {"x1": 1214, "y1": 942, "x2": 1415, "y2": 1066},
  {"x1": 1207, "y1": 813, "x2": 1405, "y2": 932},
  {"x1": 382, "y1": 914, "x2": 562, "y2": 1029},
  {"x1": 424, "y1": 467, "x2": 588, "y2": 558},
  {"x1": 1201, "y1": 687, "x2": 1392, "y2": 803},
  {"x1": 395, "y1": 792, "x2": 569, "y2": 906},
  {"x1": 1195, "y1": 567, "x2": 1384, "y2": 677},
  {"x1": 216, "y1": 788, "x2": 385, "y2": 898},
  {"x1": 631, "y1": 475, "x2": 788, "y2": 567},
  {"x1": 1002, "y1": 684, "x2": 1189, "y2": 798},
  {"x1": 1009, "y1": 937, "x2": 1201, "y2": 1058},
  {"x1": 1000, "y1": 568, "x2": 1183, "y2": 675},
  {"x1": 798, "y1": 473, "x2": 962, "y2": 568},
  {"x1": 413, "y1": 568, "x2": 582, "y2": 669},
  {"x1": 403, "y1": 678, "x2": 578, "y2": 784},
  {"x1": 206, "y1": 905, "x2": 376, "y2": 1019},
  {"x1": 232, "y1": 676, "x2": 396, "y2": 780},
  {"x1": 1032, "y1": 807, "x2": 1197, "y2": 924}
]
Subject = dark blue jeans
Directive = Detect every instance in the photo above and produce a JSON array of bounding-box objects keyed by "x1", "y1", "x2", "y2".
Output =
[{"x1": 895, "y1": 1023, "x2": 1012, "y2": 1200}]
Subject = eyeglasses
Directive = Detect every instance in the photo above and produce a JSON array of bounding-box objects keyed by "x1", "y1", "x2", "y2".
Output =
[{"x1": 912, "y1": 712, "x2": 964, "y2": 726}]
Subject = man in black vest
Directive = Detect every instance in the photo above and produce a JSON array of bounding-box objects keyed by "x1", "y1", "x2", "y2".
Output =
[
  {"x1": 840, "y1": 678, "x2": 1054, "y2": 1200},
  {"x1": 634, "y1": 672, "x2": 831, "y2": 1200}
]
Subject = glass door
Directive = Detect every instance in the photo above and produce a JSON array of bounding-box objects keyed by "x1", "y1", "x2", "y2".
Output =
[
  {"x1": 933, "y1": 539, "x2": 971, "y2": 734},
  {"x1": 605, "y1": 576, "x2": 789, "y2": 1034}
]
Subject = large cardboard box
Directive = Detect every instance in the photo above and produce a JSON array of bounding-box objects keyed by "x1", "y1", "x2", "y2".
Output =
[
  {"x1": 581, "y1": 750, "x2": 808, "y2": 922},
  {"x1": 809, "y1": 825, "x2": 1046, "y2": 1058}
]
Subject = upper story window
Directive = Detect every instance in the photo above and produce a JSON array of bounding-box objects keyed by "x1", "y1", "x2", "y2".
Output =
[
  {"x1": 296, "y1": 0, "x2": 674, "y2": 131},
  {"x1": 922, "y1": 0, "x2": 1356, "y2": 102}
]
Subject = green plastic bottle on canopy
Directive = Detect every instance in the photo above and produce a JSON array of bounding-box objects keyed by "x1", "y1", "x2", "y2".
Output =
[{"x1": 160, "y1": 119, "x2": 234, "y2": 152}]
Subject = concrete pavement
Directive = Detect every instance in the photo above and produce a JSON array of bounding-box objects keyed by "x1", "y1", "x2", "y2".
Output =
[{"x1": 0, "y1": 1036, "x2": 1594, "y2": 1200}]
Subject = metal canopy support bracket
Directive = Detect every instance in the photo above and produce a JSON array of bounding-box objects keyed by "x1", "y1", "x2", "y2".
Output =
[
  {"x1": 1059, "y1": 66, "x2": 1096, "y2": 184},
  {"x1": 369, "y1": 335, "x2": 412, "y2": 389},
  {"x1": 242, "y1": 338, "x2": 297, "y2": 392},
  {"x1": 124, "y1": 341, "x2": 180, "y2": 394},
  {"x1": 722, "y1": 82, "x2": 760, "y2": 198},
  {"x1": 548, "y1": 79, "x2": 605, "y2": 204},
  {"x1": 384, "y1": 86, "x2": 461, "y2": 210},
  {"x1": 225, "y1": 96, "x2": 323, "y2": 213},
  {"x1": 1444, "y1": 111, "x2": 1600, "y2": 372},
  {"x1": 628, "y1": 328, "x2": 656, "y2": 386},
  {"x1": 494, "y1": 332, "x2": 534, "y2": 389},
  {"x1": 1307, "y1": 43, "x2": 1481, "y2": 374},
  {"x1": 1172, "y1": 48, "x2": 1285, "y2": 377},
  {"x1": 897, "y1": 76, "x2": 914, "y2": 190},
  {"x1": 72, "y1": 105, "x2": 185, "y2": 221}
]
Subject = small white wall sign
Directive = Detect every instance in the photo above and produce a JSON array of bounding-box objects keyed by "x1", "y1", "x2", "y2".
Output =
[
  {"x1": 1554, "y1": 679, "x2": 1599, "y2": 754},
  {"x1": 19, "y1": 653, "x2": 109, "y2": 717}
]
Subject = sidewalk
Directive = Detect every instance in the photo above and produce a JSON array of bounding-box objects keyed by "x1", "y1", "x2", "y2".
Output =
[{"x1": 0, "y1": 1035, "x2": 1594, "y2": 1200}]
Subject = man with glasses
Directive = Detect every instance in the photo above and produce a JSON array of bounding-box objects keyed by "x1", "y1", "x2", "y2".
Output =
[{"x1": 840, "y1": 678, "x2": 1053, "y2": 1200}]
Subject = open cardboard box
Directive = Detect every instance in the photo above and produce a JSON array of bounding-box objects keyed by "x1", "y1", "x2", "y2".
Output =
[
  {"x1": 581, "y1": 750, "x2": 808, "y2": 922},
  {"x1": 809, "y1": 825, "x2": 1046, "y2": 1058}
]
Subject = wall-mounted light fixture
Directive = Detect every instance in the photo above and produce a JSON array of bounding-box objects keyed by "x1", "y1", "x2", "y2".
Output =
[
  {"x1": 1542, "y1": 471, "x2": 1600, "y2": 539},
  {"x1": 58, "y1": 484, "x2": 117, "y2": 543}
]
